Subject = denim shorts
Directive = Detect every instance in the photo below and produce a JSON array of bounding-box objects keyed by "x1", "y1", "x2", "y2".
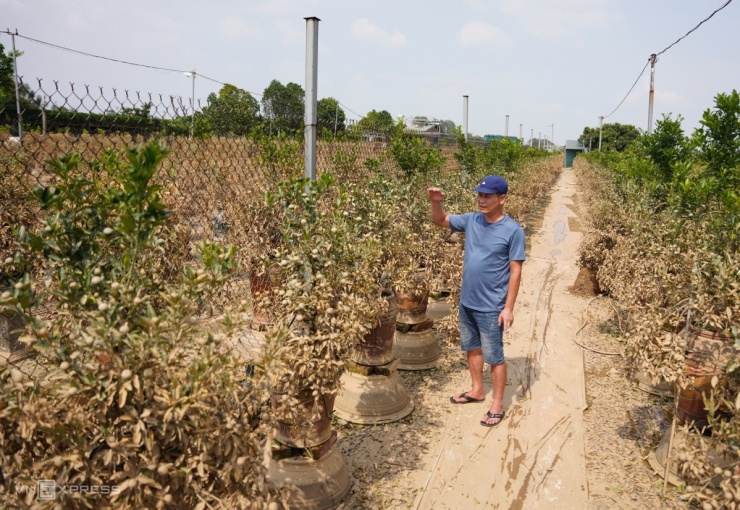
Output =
[{"x1": 458, "y1": 304, "x2": 505, "y2": 365}]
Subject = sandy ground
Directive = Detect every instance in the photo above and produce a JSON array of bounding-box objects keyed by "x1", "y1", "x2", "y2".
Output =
[{"x1": 335, "y1": 168, "x2": 688, "y2": 509}]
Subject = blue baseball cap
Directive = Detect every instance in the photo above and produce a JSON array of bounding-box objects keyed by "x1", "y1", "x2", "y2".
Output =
[{"x1": 472, "y1": 175, "x2": 508, "y2": 195}]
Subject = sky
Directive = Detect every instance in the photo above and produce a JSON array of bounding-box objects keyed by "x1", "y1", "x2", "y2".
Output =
[{"x1": 2, "y1": 0, "x2": 739, "y2": 145}]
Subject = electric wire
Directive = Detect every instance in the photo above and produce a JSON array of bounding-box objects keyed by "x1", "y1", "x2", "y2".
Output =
[
  {"x1": 0, "y1": 30, "x2": 264, "y2": 99},
  {"x1": 656, "y1": 0, "x2": 733, "y2": 56},
  {"x1": 604, "y1": 61, "x2": 650, "y2": 119},
  {"x1": 602, "y1": 0, "x2": 733, "y2": 120}
]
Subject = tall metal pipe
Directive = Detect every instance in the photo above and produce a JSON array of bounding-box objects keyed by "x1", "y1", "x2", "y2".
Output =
[
  {"x1": 11, "y1": 30, "x2": 22, "y2": 141},
  {"x1": 463, "y1": 95, "x2": 469, "y2": 141},
  {"x1": 304, "y1": 17, "x2": 320, "y2": 182}
]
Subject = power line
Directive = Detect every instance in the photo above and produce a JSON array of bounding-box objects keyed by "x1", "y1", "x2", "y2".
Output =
[
  {"x1": 602, "y1": 0, "x2": 733, "y2": 120},
  {"x1": 337, "y1": 101, "x2": 364, "y2": 119},
  {"x1": 656, "y1": 0, "x2": 733, "y2": 56},
  {"x1": 604, "y1": 61, "x2": 649, "y2": 119},
  {"x1": 2, "y1": 30, "x2": 188, "y2": 74},
  {"x1": 0, "y1": 30, "x2": 264, "y2": 98}
]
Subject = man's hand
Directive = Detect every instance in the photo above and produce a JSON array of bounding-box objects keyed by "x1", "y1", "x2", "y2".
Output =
[
  {"x1": 428, "y1": 187, "x2": 446, "y2": 202},
  {"x1": 498, "y1": 307, "x2": 514, "y2": 333}
]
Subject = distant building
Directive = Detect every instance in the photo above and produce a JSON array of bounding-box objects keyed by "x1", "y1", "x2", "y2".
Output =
[
  {"x1": 564, "y1": 140, "x2": 586, "y2": 168},
  {"x1": 404, "y1": 116, "x2": 442, "y2": 145},
  {"x1": 484, "y1": 134, "x2": 520, "y2": 143}
]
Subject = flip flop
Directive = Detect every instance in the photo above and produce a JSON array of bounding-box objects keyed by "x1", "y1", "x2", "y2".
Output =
[
  {"x1": 480, "y1": 410, "x2": 506, "y2": 427},
  {"x1": 449, "y1": 392, "x2": 484, "y2": 404}
]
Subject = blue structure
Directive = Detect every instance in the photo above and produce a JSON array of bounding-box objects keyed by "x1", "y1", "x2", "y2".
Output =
[
  {"x1": 484, "y1": 134, "x2": 520, "y2": 143},
  {"x1": 564, "y1": 140, "x2": 586, "y2": 168}
]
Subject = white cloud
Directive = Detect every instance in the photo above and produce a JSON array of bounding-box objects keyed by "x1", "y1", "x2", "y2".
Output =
[
  {"x1": 351, "y1": 18, "x2": 407, "y2": 48},
  {"x1": 657, "y1": 90, "x2": 688, "y2": 110},
  {"x1": 218, "y1": 17, "x2": 262, "y2": 41},
  {"x1": 498, "y1": 0, "x2": 620, "y2": 39},
  {"x1": 549, "y1": 102, "x2": 565, "y2": 114},
  {"x1": 273, "y1": 19, "x2": 303, "y2": 46},
  {"x1": 458, "y1": 21, "x2": 510, "y2": 48}
]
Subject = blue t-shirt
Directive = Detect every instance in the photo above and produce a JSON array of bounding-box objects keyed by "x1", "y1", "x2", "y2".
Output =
[{"x1": 449, "y1": 213, "x2": 526, "y2": 312}]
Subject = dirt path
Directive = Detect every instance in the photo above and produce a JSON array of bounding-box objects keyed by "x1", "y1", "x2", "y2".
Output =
[
  {"x1": 337, "y1": 167, "x2": 688, "y2": 509},
  {"x1": 414, "y1": 167, "x2": 590, "y2": 509}
]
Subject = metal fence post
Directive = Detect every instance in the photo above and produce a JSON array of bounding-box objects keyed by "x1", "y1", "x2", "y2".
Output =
[
  {"x1": 462, "y1": 95, "x2": 468, "y2": 142},
  {"x1": 10, "y1": 30, "x2": 22, "y2": 141},
  {"x1": 304, "y1": 17, "x2": 320, "y2": 183}
]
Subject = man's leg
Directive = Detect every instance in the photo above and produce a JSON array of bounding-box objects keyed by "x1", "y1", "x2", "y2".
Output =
[
  {"x1": 451, "y1": 305, "x2": 486, "y2": 403},
  {"x1": 465, "y1": 348, "x2": 485, "y2": 399},
  {"x1": 480, "y1": 310, "x2": 507, "y2": 426},
  {"x1": 482, "y1": 361, "x2": 507, "y2": 425}
]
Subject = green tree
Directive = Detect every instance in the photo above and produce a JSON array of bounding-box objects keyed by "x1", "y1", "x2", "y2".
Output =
[
  {"x1": 439, "y1": 119, "x2": 456, "y2": 135},
  {"x1": 317, "y1": 97, "x2": 345, "y2": 136},
  {"x1": 356, "y1": 109, "x2": 394, "y2": 136},
  {"x1": 0, "y1": 43, "x2": 40, "y2": 133},
  {"x1": 579, "y1": 123, "x2": 640, "y2": 152},
  {"x1": 0, "y1": 43, "x2": 14, "y2": 103},
  {"x1": 261, "y1": 79, "x2": 304, "y2": 135},
  {"x1": 205, "y1": 83, "x2": 260, "y2": 137},
  {"x1": 640, "y1": 113, "x2": 689, "y2": 183},
  {"x1": 693, "y1": 89, "x2": 740, "y2": 187}
]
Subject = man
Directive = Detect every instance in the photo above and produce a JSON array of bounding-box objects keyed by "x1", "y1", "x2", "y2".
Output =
[{"x1": 428, "y1": 175, "x2": 525, "y2": 427}]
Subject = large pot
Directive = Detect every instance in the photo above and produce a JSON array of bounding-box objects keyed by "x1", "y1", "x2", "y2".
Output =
[
  {"x1": 352, "y1": 291, "x2": 397, "y2": 366},
  {"x1": 248, "y1": 266, "x2": 281, "y2": 330},
  {"x1": 272, "y1": 389, "x2": 336, "y2": 449},
  {"x1": 267, "y1": 437, "x2": 351, "y2": 510},
  {"x1": 677, "y1": 328, "x2": 735, "y2": 429}
]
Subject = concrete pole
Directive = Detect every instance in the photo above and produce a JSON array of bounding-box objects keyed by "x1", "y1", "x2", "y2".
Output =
[
  {"x1": 598, "y1": 116, "x2": 604, "y2": 151},
  {"x1": 538, "y1": 132, "x2": 541, "y2": 149},
  {"x1": 304, "y1": 17, "x2": 320, "y2": 182},
  {"x1": 10, "y1": 30, "x2": 22, "y2": 141},
  {"x1": 647, "y1": 54, "x2": 657, "y2": 135},
  {"x1": 42, "y1": 95, "x2": 48, "y2": 136},
  {"x1": 551, "y1": 124, "x2": 554, "y2": 149},
  {"x1": 519, "y1": 123, "x2": 522, "y2": 141},
  {"x1": 463, "y1": 95, "x2": 469, "y2": 141},
  {"x1": 504, "y1": 114, "x2": 509, "y2": 137},
  {"x1": 190, "y1": 70, "x2": 195, "y2": 139},
  {"x1": 333, "y1": 101, "x2": 338, "y2": 136},
  {"x1": 530, "y1": 128, "x2": 533, "y2": 147}
]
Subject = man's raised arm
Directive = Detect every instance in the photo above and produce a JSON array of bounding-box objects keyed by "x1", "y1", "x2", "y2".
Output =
[{"x1": 428, "y1": 187, "x2": 450, "y2": 229}]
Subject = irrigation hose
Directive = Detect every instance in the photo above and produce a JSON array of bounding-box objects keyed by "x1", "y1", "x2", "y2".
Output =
[{"x1": 574, "y1": 295, "x2": 623, "y2": 356}]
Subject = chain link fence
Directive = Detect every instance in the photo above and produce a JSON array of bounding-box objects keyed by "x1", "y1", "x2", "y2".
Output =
[{"x1": 1, "y1": 78, "x2": 470, "y2": 374}]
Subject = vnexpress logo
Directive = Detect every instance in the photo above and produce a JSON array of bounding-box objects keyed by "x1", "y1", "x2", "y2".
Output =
[{"x1": 37, "y1": 480, "x2": 56, "y2": 501}]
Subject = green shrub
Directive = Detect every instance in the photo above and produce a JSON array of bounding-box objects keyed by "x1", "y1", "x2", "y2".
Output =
[{"x1": 0, "y1": 142, "x2": 282, "y2": 509}]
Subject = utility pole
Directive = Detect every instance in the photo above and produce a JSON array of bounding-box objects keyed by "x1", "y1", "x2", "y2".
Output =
[
  {"x1": 333, "y1": 101, "x2": 338, "y2": 136},
  {"x1": 647, "y1": 54, "x2": 657, "y2": 135},
  {"x1": 598, "y1": 116, "x2": 604, "y2": 151},
  {"x1": 463, "y1": 95, "x2": 469, "y2": 141},
  {"x1": 504, "y1": 114, "x2": 509, "y2": 137},
  {"x1": 551, "y1": 124, "x2": 555, "y2": 149},
  {"x1": 10, "y1": 29, "x2": 22, "y2": 141},
  {"x1": 530, "y1": 128, "x2": 533, "y2": 147},
  {"x1": 304, "y1": 17, "x2": 320, "y2": 182},
  {"x1": 538, "y1": 132, "x2": 541, "y2": 149},
  {"x1": 183, "y1": 70, "x2": 196, "y2": 138},
  {"x1": 519, "y1": 123, "x2": 522, "y2": 142}
]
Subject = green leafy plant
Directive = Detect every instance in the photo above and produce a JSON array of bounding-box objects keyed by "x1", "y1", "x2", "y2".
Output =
[{"x1": 0, "y1": 142, "x2": 283, "y2": 509}]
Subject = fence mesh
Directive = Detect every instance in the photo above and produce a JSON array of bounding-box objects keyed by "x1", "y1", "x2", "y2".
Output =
[{"x1": 1, "y1": 78, "x2": 472, "y2": 373}]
